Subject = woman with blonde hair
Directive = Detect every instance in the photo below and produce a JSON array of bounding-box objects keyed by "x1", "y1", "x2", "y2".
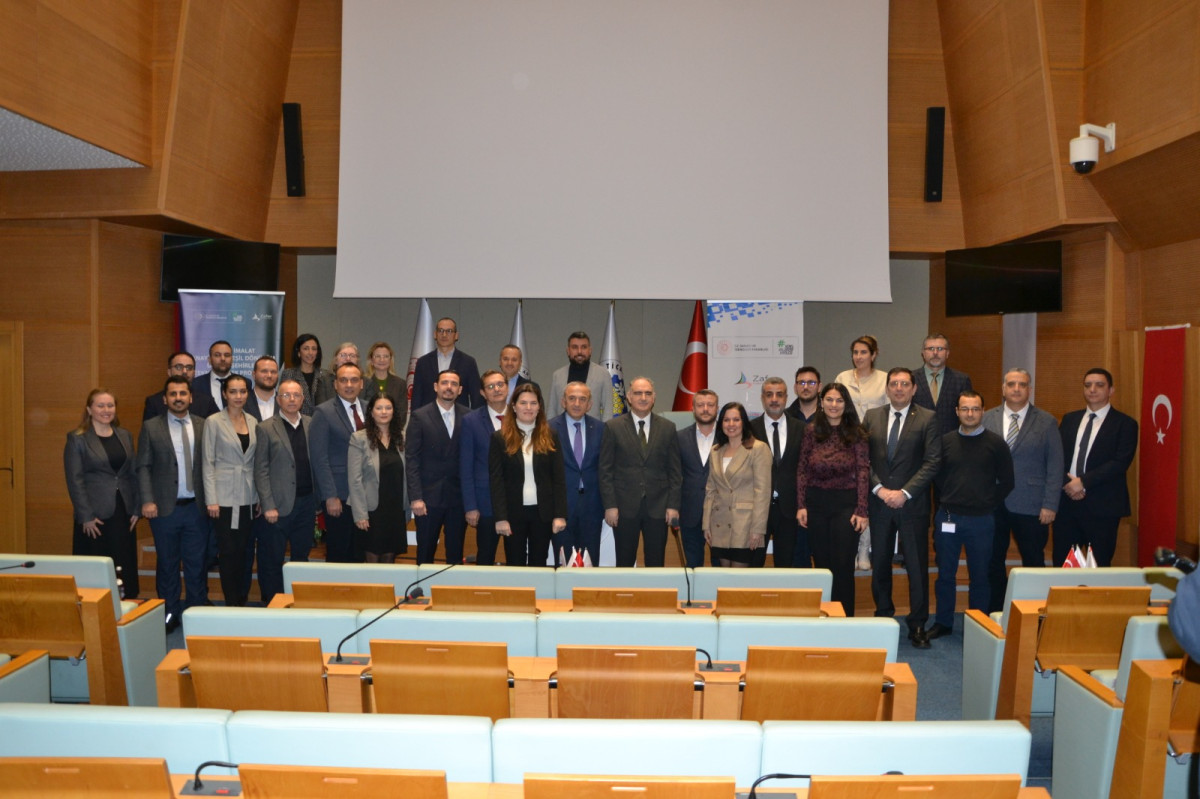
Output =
[{"x1": 360, "y1": 341, "x2": 409, "y2": 429}]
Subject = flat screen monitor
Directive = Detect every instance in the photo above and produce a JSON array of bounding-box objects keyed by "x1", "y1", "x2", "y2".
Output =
[
  {"x1": 944, "y1": 240, "x2": 1062, "y2": 317},
  {"x1": 160, "y1": 235, "x2": 280, "y2": 302}
]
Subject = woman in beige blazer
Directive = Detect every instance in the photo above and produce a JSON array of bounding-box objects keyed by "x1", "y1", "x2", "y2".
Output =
[
  {"x1": 703, "y1": 402, "x2": 772, "y2": 568},
  {"x1": 348, "y1": 394, "x2": 407, "y2": 563},
  {"x1": 202, "y1": 374, "x2": 257, "y2": 606}
]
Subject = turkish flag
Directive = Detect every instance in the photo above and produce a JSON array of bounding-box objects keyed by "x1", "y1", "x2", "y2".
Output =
[
  {"x1": 1138, "y1": 327, "x2": 1187, "y2": 565},
  {"x1": 672, "y1": 300, "x2": 710, "y2": 411}
]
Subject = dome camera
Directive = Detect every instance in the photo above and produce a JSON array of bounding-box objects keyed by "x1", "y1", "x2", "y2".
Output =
[{"x1": 1069, "y1": 123, "x2": 1116, "y2": 175}]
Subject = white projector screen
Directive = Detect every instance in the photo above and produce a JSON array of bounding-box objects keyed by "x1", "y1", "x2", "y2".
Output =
[{"x1": 337, "y1": 1, "x2": 890, "y2": 302}]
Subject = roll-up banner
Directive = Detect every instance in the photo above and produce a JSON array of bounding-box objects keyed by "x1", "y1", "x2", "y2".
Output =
[{"x1": 179, "y1": 290, "x2": 285, "y2": 374}]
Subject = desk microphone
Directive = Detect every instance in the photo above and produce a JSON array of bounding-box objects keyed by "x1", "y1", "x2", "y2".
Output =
[
  {"x1": 669, "y1": 525, "x2": 696, "y2": 607},
  {"x1": 0, "y1": 561, "x2": 35, "y2": 571},
  {"x1": 185, "y1": 760, "x2": 240, "y2": 794},
  {"x1": 331, "y1": 563, "x2": 457, "y2": 663}
]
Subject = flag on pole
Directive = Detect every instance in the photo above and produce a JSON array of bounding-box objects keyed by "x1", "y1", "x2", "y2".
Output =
[
  {"x1": 1085, "y1": 546, "x2": 1098, "y2": 569},
  {"x1": 1062, "y1": 545, "x2": 1085, "y2": 569},
  {"x1": 509, "y1": 300, "x2": 532, "y2": 380},
  {"x1": 672, "y1": 300, "x2": 709, "y2": 411},
  {"x1": 600, "y1": 300, "x2": 627, "y2": 416},
  {"x1": 1138, "y1": 325, "x2": 1188, "y2": 565},
  {"x1": 406, "y1": 298, "x2": 434, "y2": 402}
]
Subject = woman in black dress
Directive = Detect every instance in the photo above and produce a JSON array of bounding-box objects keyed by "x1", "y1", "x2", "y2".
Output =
[{"x1": 349, "y1": 394, "x2": 407, "y2": 563}]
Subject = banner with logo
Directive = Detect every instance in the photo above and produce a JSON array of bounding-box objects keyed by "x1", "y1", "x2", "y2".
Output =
[
  {"x1": 1138, "y1": 325, "x2": 1188, "y2": 565},
  {"x1": 179, "y1": 290, "x2": 285, "y2": 375},
  {"x1": 706, "y1": 302, "x2": 804, "y2": 415}
]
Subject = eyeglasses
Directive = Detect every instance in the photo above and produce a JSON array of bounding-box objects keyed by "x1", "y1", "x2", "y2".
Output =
[
  {"x1": 436, "y1": 328, "x2": 456, "y2": 335},
  {"x1": 483, "y1": 382, "x2": 506, "y2": 390},
  {"x1": 923, "y1": 346, "x2": 948, "y2": 353},
  {"x1": 169, "y1": 364, "x2": 196, "y2": 373},
  {"x1": 279, "y1": 392, "x2": 302, "y2": 400},
  {"x1": 795, "y1": 380, "x2": 819, "y2": 387}
]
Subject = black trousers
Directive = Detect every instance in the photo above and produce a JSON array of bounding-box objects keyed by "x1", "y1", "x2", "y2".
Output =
[
  {"x1": 415, "y1": 504, "x2": 466, "y2": 564},
  {"x1": 869, "y1": 499, "x2": 930, "y2": 630},
  {"x1": 1053, "y1": 509, "x2": 1120, "y2": 567},
  {"x1": 806, "y1": 487, "x2": 860, "y2": 616},
  {"x1": 614, "y1": 497, "x2": 667, "y2": 567},
  {"x1": 72, "y1": 492, "x2": 139, "y2": 599},
  {"x1": 987, "y1": 506, "x2": 1049, "y2": 612},
  {"x1": 502, "y1": 505, "x2": 553, "y2": 567},
  {"x1": 323, "y1": 499, "x2": 364, "y2": 563},
  {"x1": 214, "y1": 505, "x2": 253, "y2": 606},
  {"x1": 474, "y1": 515, "x2": 500, "y2": 566}
]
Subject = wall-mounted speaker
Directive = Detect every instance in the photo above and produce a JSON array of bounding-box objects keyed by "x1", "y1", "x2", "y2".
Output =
[
  {"x1": 924, "y1": 106, "x2": 945, "y2": 203},
  {"x1": 283, "y1": 103, "x2": 306, "y2": 197}
]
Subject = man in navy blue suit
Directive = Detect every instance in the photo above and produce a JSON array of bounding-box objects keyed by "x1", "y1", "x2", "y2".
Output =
[
  {"x1": 144, "y1": 351, "x2": 218, "y2": 420},
  {"x1": 549, "y1": 382, "x2": 606, "y2": 565},
  {"x1": 912, "y1": 334, "x2": 974, "y2": 436},
  {"x1": 410, "y1": 317, "x2": 483, "y2": 411},
  {"x1": 244, "y1": 355, "x2": 280, "y2": 422},
  {"x1": 406, "y1": 370, "x2": 470, "y2": 564},
  {"x1": 1055, "y1": 368, "x2": 1138, "y2": 567},
  {"x1": 192, "y1": 340, "x2": 235, "y2": 416},
  {"x1": 676, "y1": 389, "x2": 718, "y2": 568},
  {"x1": 460, "y1": 370, "x2": 510, "y2": 565}
]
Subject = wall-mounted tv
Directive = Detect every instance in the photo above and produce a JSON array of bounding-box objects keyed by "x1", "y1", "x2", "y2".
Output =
[
  {"x1": 944, "y1": 240, "x2": 1062, "y2": 317},
  {"x1": 160, "y1": 235, "x2": 280, "y2": 302}
]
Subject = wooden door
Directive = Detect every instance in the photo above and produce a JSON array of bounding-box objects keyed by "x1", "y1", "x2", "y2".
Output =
[{"x1": 0, "y1": 322, "x2": 26, "y2": 552}]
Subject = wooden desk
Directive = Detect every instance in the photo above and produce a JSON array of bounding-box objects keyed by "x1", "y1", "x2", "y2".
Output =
[{"x1": 1109, "y1": 657, "x2": 1200, "y2": 799}]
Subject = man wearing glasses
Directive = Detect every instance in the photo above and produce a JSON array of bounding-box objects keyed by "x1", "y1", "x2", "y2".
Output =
[
  {"x1": 143, "y1": 351, "x2": 217, "y2": 420},
  {"x1": 410, "y1": 317, "x2": 483, "y2": 411},
  {"x1": 912, "y1": 334, "x2": 973, "y2": 435},
  {"x1": 786, "y1": 366, "x2": 821, "y2": 423}
]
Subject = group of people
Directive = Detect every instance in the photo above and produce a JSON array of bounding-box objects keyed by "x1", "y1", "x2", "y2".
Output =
[{"x1": 64, "y1": 323, "x2": 1138, "y2": 642}]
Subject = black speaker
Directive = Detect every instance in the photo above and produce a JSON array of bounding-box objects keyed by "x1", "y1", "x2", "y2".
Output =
[
  {"x1": 924, "y1": 106, "x2": 945, "y2": 203},
  {"x1": 282, "y1": 103, "x2": 306, "y2": 197}
]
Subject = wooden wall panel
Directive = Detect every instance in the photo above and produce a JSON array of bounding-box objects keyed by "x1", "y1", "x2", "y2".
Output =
[{"x1": 926, "y1": 256, "x2": 1004, "y2": 402}]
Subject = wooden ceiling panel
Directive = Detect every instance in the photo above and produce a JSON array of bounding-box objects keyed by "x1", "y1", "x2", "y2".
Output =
[
  {"x1": 1089, "y1": 131, "x2": 1200, "y2": 248},
  {"x1": 1083, "y1": 0, "x2": 1188, "y2": 61}
]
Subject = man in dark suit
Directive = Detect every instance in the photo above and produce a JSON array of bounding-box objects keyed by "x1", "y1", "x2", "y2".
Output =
[
  {"x1": 786, "y1": 366, "x2": 821, "y2": 424},
  {"x1": 550, "y1": 381, "x2": 607, "y2": 566},
  {"x1": 136, "y1": 375, "x2": 208, "y2": 631},
  {"x1": 676, "y1": 389, "x2": 718, "y2": 568},
  {"x1": 406, "y1": 369, "x2": 470, "y2": 564},
  {"x1": 309, "y1": 362, "x2": 367, "y2": 563},
  {"x1": 750, "y1": 377, "x2": 806, "y2": 568},
  {"x1": 244, "y1": 355, "x2": 280, "y2": 422},
  {"x1": 191, "y1": 340, "x2": 234, "y2": 416},
  {"x1": 143, "y1": 351, "x2": 217, "y2": 420},
  {"x1": 252, "y1": 379, "x2": 316, "y2": 605},
  {"x1": 912, "y1": 334, "x2": 974, "y2": 435},
  {"x1": 983, "y1": 368, "x2": 1063, "y2": 610},
  {"x1": 499, "y1": 345, "x2": 532, "y2": 397},
  {"x1": 410, "y1": 317, "x2": 483, "y2": 411},
  {"x1": 599, "y1": 377, "x2": 682, "y2": 567},
  {"x1": 1055, "y1": 367, "x2": 1138, "y2": 567},
  {"x1": 460, "y1": 370, "x2": 510, "y2": 566},
  {"x1": 863, "y1": 367, "x2": 942, "y2": 648}
]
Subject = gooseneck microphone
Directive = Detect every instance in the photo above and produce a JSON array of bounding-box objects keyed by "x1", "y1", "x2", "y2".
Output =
[
  {"x1": 331, "y1": 563, "x2": 458, "y2": 663},
  {"x1": 0, "y1": 561, "x2": 35, "y2": 571}
]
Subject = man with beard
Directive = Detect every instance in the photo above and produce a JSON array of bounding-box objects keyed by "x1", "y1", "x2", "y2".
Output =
[
  {"x1": 245, "y1": 355, "x2": 280, "y2": 421},
  {"x1": 143, "y1": 351, "x2": 217, "y2": 420},
  {"x1": 193, "y1": 340, "x2": 234, "y2": 414},
  {"x1": 751, "y1": 377, "x2": 806, "y2": 567},
  {"x1": 548, "y1": 331, "x2": 612, "y2": 420},
  {"x1": 406, "y1": 370, "x2": 470, "y2": 564},
  {"x1": 676, "y1": 389, "x2": 718, "y2": 567},
  {"x1": 786, "y1": 366, "x2": 821, "y2": 423}
]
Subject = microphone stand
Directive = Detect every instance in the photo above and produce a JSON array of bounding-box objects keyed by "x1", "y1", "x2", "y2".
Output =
[{"x1": 329, "y1": 563, "x2": 458, "y2": 665}]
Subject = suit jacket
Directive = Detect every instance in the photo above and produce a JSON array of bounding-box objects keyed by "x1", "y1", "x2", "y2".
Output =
[
  {"x1": 460, "y1": 405, "x2": 505, "y2": 516},
  {"x1": 912, "y1": 365, "x2": 974, "y2": 435},
  {"x1": 862, "y1": 403, "x2": 942, "y2": 520},
  {"x1": 1058, "y1": 406, "x2": 1138, "y2": 518},
  {"x1": 253, "y1": 414, "x2": 311, "y2": 517},
  {"x1": 137, "y1": 413, "x2": 206, "y2": 514},
  {"x1": 599, "y1": 413, "x2": 682, "y2": 517},
  {"x1": 749, "y1": 414, "x2": 803, "y2": 516},
  {"x1": 347, "y1": 429, "x2": 405, "y2": 523},
  {"x1": 361, "y1": 373, "x2": 410, "y2": 429},
  {"x1": 279, "y1": 367, "x2": 333, "y2": 416},
  {"x1": 190, "y1": 372, "x2": 226, "y2": 417},
  {"x1": 404, "y1": 401, "x2": 469, "y2": 507},
  {"x1": 488, "y1": 430, "x2": 569, "y2": 523},
  {"x1": 309, "y1": 397, "x2": 365, "y2": 502},
  {"x1": 548, "y1": 362, "x2": 612, "y2": 420},
  {"x1": 244, "y1": 391, "x2": 280, "y2": 422},
  {"x1": 410, "y1": 349, "x2": 483, "y2": 411},
  {"x1": 201, "y1": 410, "x2": 257, "y2": 508},
  {"x1": 63, "y1": 427, "x2": 139, "y2": 524},
  {"x1": 143, "y1": 389, "x2": 216, "y2": 421},
  {"x1": 983, "y1": 404, "x2": 1063, "y2": 516},
  {"x1": 551, "y1": 412, "x2": 605, "y2": 521},
  {"x1": 702, "y1": 440, "x2": 773, "y2": 549},
  {"x1": 677, "y1": 423, "x2": 712, "y2": 528}
]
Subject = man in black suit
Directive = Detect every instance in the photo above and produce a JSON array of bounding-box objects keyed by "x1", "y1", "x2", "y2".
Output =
[
  {"x1": 786, "y1": 366, "x2": 821, "y2": 424},
  {"x1": 244, "y1": 355, "x2": 280, "y2": 422},
  {"x1": 750, "y1": 377, "x2": 806, "y2": 568},
  {"x1": 499, "y1": 344, "x2": 532, "y2": 397},
  {"x1": 676, "y1": 389, "x2": 718, "y2": 568},
  {"x1": 406, "y1": 370, "x2": 470, "y2": 564},
  {"x1": 410, "y1": 317, "x2": 483, "y2": 411},
  {"x1": 192, "y1": 340, "x2": 234, "y2": 415},
  {"x1": 862, "y1": 367, "x2": 942, "y2": 647},
  {"x1": 143, "y1": 351, "x2": 217, "y2": 420},
  {"x1": 309, "y1": 362, "x2": 367, "y2": 563},
  {"x1": 1055, "y1": 368, "x2": 1139, "y2": 567},
  {"x1": 912, "y1": 334, "x2": 973, "y2": 435},
  {"x1": 599, "y1": 377, "x2": 682, "y2": 567}
]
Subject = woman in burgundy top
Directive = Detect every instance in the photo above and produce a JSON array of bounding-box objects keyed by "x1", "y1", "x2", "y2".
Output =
[{"x1": 796, "y1": 382, "x2": 870, "y2": 615}]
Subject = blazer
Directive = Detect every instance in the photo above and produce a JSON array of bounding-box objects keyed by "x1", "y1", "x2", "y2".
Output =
[
  {"x1": 201, "y1": 410, "x2": 258, "y2": 508},
  {"x1": 347, "y1": 429, "x2": 405, "y2": 523},
  {"x1": 677, "y1": 423, "x2": 712, "y2": 528},
  {"x1": 244, "y1": 391, "x2": 280, "y2": 422},
  {"x1": 912, "y1": 365, "x2": 974, "y2": 436},
  {"x1": 404, "y1": 401, "x2": 469, "y2": 507},
  {"x1": 310, "y1": 397, "x2": 365, "y2": 502},
  {"x1": 749, "y1": 413, "x2": 803, "y2": 516},
  {"x1": 279, "y1": 367, "x2": 334, "y2": 416},
  {"x1": 862, "y1": 403, "x2": 942, "y2": 520},
  {"x1": 136, "y1": 413, "x2": 206, "y2": 514},
  {"x1": 702, "y1": 440, "x2": 773, "y2": 549},
  {"x1": 598, "y1": 413, "x2": 682, "y2": 517},
  {"x1": 1058, "y1": 406, "x2": 1138, "y2": 518},
  {"x1": 983, "y1": 404, "x2": 1063, "y2": 516},
  {"x1": 460, "y1": 405, "x2": 504, "y2": 516},
  {"x1": 488, "y1": 430, "x2": 569, "y2": 523},
  {"x1": 548, "y1": 361, "x2": 612, "y2": 420},
  {"x1": 190, "y1": 372, "x2": 225, "y2": 417},
  {"x1": 361, "y1": 373, "x2": 410, "y2": 429},
  {"x1": 551, "y1": 412, "x2": 605, "y2": 521},
  {"x1": 142, "y1": 389, "x2": 216, "y2": 421},
  {"x1": 410, "y1": 349, "x2": 483, "y2": 411},
  {"x1": 63, "y1": 427, "x2": 139, "y2": 524},
  {"x1": 253, "y1": 414, "x2": 312, "y2": 517}
]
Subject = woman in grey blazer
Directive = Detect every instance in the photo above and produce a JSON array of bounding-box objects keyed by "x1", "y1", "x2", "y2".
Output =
[
  {"x1": 202, "y1": 374, "x2": 257, "y2": 605},
  {"x1": 279, "y1": 333, "x2": 334, "y2": 415},
  {"x1": 63, "y1": 389, "x2": 141, "y2": 598},
  {"x1": 348, "y1": 394, "x2": 407, "y2": 563}
]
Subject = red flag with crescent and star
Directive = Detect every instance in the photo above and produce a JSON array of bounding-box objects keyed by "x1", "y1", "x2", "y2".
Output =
[
  {"x1": 672, "y1": 300, "x2": 709, "y2": 411},
  {"x1": 1137, "y1": 326, "x2": 1187, "y2": 566}
]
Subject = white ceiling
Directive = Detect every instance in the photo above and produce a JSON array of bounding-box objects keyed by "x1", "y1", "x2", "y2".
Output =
[{"x1": 0, "y1": 108, "x2": 144, "y2": 171}]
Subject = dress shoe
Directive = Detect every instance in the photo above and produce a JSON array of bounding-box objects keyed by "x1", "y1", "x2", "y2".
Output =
[
  {"x1": 926, "y1": 623, "x2": 953, "y2": 640},
  {"x1": 910, "y1": 627, "x2": 931, "y2": 649},
  {"x1": 164, "y1": 615, "x2": 181, "y2": 634}
]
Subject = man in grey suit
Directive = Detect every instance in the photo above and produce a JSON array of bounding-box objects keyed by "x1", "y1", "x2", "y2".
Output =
[
  {"x1": 548, "y1": 332, "x2": 612, "y2": 421},
  {"x1": 983, "y1": 368, "x2": 1062, "y2": 610},
  {"x1": 912, "y1": 334, "x2": 974, "y2": 436},
  {"x1": 676, "y1": 389, "x2": 718, "y2": 568},
  {"x1": 310, "y1": 362, "x2": 367, "y2": 563},
  {"x1": 599, "y1": 377, "x2": 682, "y2": 567},
  {"x1": 252, "y1": 379, "x2": 316, "y2": 605},
  {"x1": 136, "y1": 375, "x2": 208, "y2": 631},
  {"x1": 863, "y1": 367, "x2": 942, "y2": 648}
]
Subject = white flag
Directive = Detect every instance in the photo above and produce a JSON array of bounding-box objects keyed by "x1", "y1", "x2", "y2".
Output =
[
  {"x1": 509, "y1": 300, "x2": 531, "y2": 380},
  {"x1": 600, "y1": 300, "x2": 627, "y2": 417},
  {"x1": 405, "y1": 298, "x2": 434, "y2": 402}
]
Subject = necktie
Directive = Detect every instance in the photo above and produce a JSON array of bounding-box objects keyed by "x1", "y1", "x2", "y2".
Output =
[
  {"x1": 771, "y1": 421, "x2": 781, "y2": 465},
  {"x1": 351, "y1": 403, "x2": 364, "y2": 431},
  {"x1": 1006, "y1": 412, "x2": 1020, "y2": 449},
  {"x1": 573, "y1": 422, "x2": 584, "y2": 464},
  {"x1": 638, "y1": 420, "x2": 648, "y2": 449},
  {"x1": 176, "y1": 417, "x2": 193, "y2": 492},
  {"x1": 886, "y1": 411, "x2": 901, "y2": 463},
  {"x1": 1075, "y1": 412, "x2": 1096, "y2": 476},
  {"x1": 929, "y1": 372, "x2": 940, "y2": 404}
]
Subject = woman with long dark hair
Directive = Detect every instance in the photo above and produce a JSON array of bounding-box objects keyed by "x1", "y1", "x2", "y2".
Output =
[
  {"x1": 202, "y1": 374, "x2": 258, "y2": 606},
  {"x1": 797, "y1": 382, "x2": 870, "y2": 614},
  {"x1": 348, "y1": 394, "x2": 407, "y2": 563},
  {"x1": 703, "y1": 402, "x2": 772, "y2": 568},
  {"x1": 279, "y1": 333, "x2": 333, "y2": 415}
]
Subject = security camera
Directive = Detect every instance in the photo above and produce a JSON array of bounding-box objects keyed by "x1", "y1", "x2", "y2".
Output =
[{"x1": 1069, "y1": 123, "x2": 1116, "y2": 175}]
